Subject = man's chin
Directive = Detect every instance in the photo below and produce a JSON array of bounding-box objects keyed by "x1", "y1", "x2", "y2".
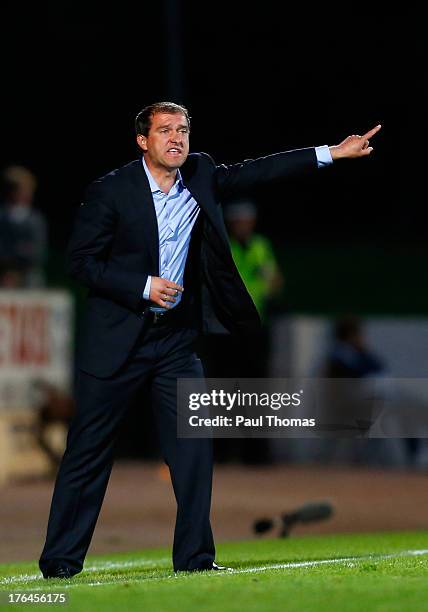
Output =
[{"x1": 164, "y1": 156, "x2": 187, "y2": 170}]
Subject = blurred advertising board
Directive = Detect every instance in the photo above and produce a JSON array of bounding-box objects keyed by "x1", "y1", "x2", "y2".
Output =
[{"x1": 0, "y1": 290, "x2": 73, "y2": 412}]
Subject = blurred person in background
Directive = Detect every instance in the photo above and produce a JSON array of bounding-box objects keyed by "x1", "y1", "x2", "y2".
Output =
[
  {"x1": 0, "y1": 165, "x2": 47, "y2": 288},
  {"x1": 322, "y1": 315, "x2": 407, "y2": 466},
  {"x1": 324, "y1": 315, "x2": 384, "y2": 378},
  {"x1": 225, "y1": 200, "x2": 283, "y2": 323}
]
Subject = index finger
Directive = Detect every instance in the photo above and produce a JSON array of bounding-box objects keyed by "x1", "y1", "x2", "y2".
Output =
[{"x1": 362, "y1": 124, "x2": 382, "y2": 140}]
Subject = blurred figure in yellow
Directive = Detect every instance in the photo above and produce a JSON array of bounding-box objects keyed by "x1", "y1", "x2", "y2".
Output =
[
  {"x1": 0, "y1": 165, "x2": 47, "y2": 287},
  {"x1": 225, "y1": 200, "x2": 283, "y2": 321}
]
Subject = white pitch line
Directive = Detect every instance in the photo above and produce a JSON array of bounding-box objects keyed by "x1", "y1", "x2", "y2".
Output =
[
  {"x1": 0, "y1": 558, "x2": 170, "y2": 586},
  {"x1": 2, "y1": 549, "x2": 428, "y2": 590},
  {"x1": 231, "y1": 548, "x2": 428, "y2": 575}
]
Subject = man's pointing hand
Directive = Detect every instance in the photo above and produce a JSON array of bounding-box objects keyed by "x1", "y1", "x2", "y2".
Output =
[{"x1": 329, "y1": 124, "x2": 382, "y2": 160}]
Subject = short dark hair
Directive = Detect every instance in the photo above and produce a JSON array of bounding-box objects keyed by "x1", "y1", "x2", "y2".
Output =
[{"x1": 135, "y1": 102, "x2": 191, "y2": 136}]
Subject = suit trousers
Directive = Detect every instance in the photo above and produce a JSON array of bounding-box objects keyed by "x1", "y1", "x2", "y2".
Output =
[{"x1": 39, "y1": 319, "x2": 215, "y2": 575}]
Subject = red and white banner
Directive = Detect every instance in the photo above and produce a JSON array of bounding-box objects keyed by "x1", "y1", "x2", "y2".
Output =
[{"x1": 0, "y1": 291, "x2": 73, "y2": 410}]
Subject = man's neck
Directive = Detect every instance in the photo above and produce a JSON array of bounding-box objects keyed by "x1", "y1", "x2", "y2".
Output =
[{"x1": 143, "y1": 156, "x2": 178, "y2": 194}]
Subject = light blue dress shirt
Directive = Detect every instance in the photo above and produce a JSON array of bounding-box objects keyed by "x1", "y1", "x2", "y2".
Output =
[
  {"x1": 142, "y1": 157, "x2": 200, "y2": 312},
  {"x1": 143, "y1": 146, "x2": 333, "y2": 311}
]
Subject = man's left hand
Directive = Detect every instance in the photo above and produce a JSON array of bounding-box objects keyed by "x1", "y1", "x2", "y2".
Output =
[{"x1": 329, "y1": 124, "x2": 382, "y2": 160}]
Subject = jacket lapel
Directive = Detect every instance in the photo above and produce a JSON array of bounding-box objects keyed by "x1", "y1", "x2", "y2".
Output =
[
  {"x1": 129, "y1": 160, "x2": 159, "y2": 275},
  {"x1": 182, "y1": 155, "x2": 227, "y2": 242}
]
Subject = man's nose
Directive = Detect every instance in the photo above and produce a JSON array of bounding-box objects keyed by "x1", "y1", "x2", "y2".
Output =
[{"x1": 170, "y1": 134, "x2": 182, "y2": 145}]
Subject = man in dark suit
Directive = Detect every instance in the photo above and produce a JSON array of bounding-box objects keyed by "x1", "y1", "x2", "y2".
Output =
[{"x1": 39, "y1": 102, "x2": 381, "y2": 578}]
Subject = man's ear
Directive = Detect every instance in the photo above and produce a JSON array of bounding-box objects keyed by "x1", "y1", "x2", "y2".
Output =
[{"x1": 136, "y1": 134, "x2": 147, "y2": 152}]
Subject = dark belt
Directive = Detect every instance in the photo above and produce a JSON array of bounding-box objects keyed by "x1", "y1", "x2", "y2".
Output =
[{"x1": 143, "y1": 305, "x2": 183, "y2": 326}]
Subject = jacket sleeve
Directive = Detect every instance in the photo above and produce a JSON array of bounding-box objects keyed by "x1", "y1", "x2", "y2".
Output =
[
  {"x1": 210, "y1": 147, "x2": 318, "y2": 199},
  {"x1": 66, "y1": 181, "x2": 149, "y2": 314}
]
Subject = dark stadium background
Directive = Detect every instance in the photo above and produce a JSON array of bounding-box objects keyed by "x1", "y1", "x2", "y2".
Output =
[
  {"x1": 0, "y1": 2, "x2": 427, "y2": 469},
  {"x1": 1, "y1": 1, "x2": 425, "y2": 315}
]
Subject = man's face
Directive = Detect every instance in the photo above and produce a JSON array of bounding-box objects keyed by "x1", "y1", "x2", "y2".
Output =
[{"x1": 137, "y1": 112, "x2": 190, "y2": 171}]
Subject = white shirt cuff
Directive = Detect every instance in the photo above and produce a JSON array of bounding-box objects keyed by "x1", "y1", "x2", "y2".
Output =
[
  {"x1": 143, "y1": 275, "x2": 152, "y2": 301},
  {"x1": 315, "y1": 145, "x2": 333, "y2": 168}
]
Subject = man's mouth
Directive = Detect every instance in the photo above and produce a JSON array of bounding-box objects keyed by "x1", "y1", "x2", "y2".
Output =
[{"x1": 166, "y1": 148, "x2": 182, "y2": 155}]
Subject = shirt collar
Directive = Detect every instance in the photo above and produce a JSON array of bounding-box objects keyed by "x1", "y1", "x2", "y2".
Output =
[{"x1": 142, "y1": 156, "x2": 184, "y2": 194}]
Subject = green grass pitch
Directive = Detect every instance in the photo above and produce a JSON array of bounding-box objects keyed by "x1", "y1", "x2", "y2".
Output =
[{"x1": 1, "y1": 531, "x2": 428, "y2": 611}]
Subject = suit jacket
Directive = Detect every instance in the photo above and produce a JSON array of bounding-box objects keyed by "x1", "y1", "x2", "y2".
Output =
[{"x1": 67, "y1": 147, "x2": 318, "y2": 377}]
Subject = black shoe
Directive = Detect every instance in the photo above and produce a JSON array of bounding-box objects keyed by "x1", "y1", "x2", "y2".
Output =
[
  {"x1": 175, "y1": 560, "x2": 233, "y2": 573},
  {"x1": 43, "y1": 565, "x2": 73, "y2": 579},
  {"x1": 175, "y1": 561, "x2": 232, "y2": 573},
  {"x1": 211, "y1": 562, "x2": 232, "y2": 571},
  {"x1": 187, "y1": 562, "x2": 232, "y2": 572}
]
